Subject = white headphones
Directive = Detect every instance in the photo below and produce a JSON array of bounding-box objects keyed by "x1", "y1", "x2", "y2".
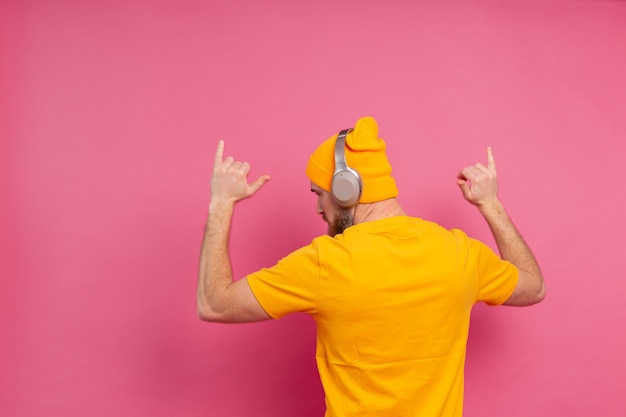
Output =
[{"x1": 331, "y1": 128, "x2": 363, "y2": 208}]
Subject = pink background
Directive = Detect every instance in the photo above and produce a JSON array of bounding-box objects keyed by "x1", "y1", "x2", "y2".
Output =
[{"x1": 2, "y1": 0, "x2": 625, "y2": 416}]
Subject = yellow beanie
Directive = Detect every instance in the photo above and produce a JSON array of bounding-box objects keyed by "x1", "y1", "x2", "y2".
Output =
[{"x1": 306, "y1": 116, "x2": 398, "y2": 203}]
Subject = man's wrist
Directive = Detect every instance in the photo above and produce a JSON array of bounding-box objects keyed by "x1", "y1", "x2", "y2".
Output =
[
  {"x1": 208, "y1": 197, "x2": 236, "y2": 213},
  {"x1": 477, "y1": 198, "x2": 504, "y2": 218}
]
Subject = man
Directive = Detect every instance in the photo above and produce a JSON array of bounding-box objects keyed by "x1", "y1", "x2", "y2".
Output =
[{"x1": 197, "y1": 116, "x2": 545, "y2": 416}]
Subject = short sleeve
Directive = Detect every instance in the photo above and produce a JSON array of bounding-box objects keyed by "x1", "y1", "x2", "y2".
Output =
[
  {"x1": 246, "y1": 240, "x2": 321, "y2": 319},
  {"x1": 451, "y1": 229, "x2": 519, "y2": 306},
  {"x1": 468, "y1": 237, "x2": 519, "y2": 305}
]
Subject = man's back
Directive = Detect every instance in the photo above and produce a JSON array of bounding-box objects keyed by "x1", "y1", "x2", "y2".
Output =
[{"x1": 248, "y1": 216, "x2": 518, "y2": 417}]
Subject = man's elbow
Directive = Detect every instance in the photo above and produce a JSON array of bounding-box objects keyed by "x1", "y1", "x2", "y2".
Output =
[
  {"x1": 523, "y1": 277, "x2": 547, "y2": 306},
  {"x1": 197, "y1": 301, "x2": 228, "y2": 323},
  {"x1": 534, "y1": 280, "x2": 547, "y2": 304},
  {"x1": 197, "y1": 304, "x2": 215, "y2": 322},
  {"x1": 504, "y1": 272, "x2": 546, "y2": 306}
]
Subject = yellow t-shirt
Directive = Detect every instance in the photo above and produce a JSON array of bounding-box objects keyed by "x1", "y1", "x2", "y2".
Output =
[{"x1": 247, "y1": 216, "x2": 518, "y2": 417}]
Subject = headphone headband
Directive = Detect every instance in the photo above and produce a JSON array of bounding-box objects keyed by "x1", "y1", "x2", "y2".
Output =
[
  {"x1": 333, "y1": 129, "x2": 353, "y2": 174},
  {"x1": 331, "y1": 128, "x2": 362, "y2": 208}
]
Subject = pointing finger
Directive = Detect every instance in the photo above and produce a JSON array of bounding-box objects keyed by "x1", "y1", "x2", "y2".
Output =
[
  {"x1": 487, "y1": 146, "x2": 496, "y2": 172},
  {"x1": 214, "y1": 140, "x2": 224, "y2": 166}
]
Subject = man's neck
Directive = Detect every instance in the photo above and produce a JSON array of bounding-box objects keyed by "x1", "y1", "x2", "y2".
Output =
[{"x1": 352, "y1": 198, "x2": 407, "y2": 225}]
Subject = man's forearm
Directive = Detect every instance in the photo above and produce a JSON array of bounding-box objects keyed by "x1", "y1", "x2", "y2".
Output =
[
  {"x1": 478, "y1": 201, "x2": 539, "y2": 273},
  {"x1": 478, "y1": 199, "x2": 545, "y2": 302},
  {"x1": 197, "y1": 199, "x2": 236, "y2": 318}
]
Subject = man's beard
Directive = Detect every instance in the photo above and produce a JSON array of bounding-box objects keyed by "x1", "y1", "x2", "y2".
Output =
[{"x1": 328, "y1": 207, "x2": 354, "y2": 237}]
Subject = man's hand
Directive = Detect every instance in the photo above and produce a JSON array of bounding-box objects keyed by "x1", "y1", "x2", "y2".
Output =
[
  {"x1": 210, "y1": 140, "x2": 270, "y2": 205},
  {"x1": 457, "y1": 147, "x2": 498, "y2": 208}
]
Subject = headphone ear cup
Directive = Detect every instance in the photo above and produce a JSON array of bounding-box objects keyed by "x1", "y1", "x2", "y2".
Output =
[{"x1": 332, "y1": 170, "x2": 362, "y2": 208}]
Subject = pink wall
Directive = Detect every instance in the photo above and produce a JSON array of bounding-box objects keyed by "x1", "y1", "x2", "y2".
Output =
[{"x1": 2, "y1": 0, "x2": 625, "y2": 416}]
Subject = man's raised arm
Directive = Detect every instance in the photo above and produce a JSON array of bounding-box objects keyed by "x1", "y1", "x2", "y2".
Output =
[
  {"x1": 197, "y1": 140, "x2": 272, "y2": 322},
  {"x1": 457, "y1": 147, "x2": 546, "y2": 306}
]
